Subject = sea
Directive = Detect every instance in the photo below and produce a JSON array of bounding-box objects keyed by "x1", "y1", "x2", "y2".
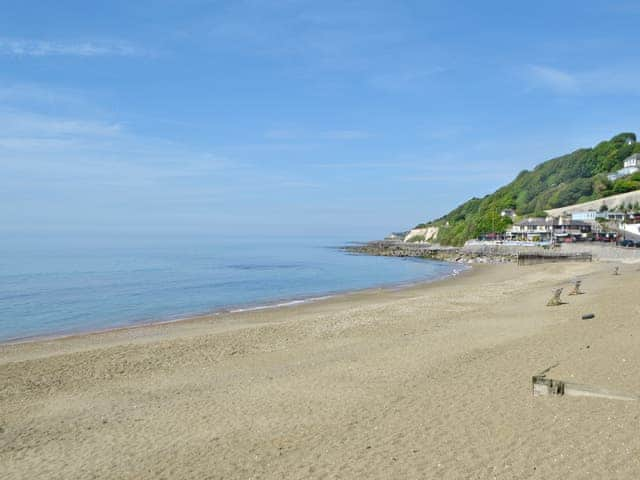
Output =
[{"x1": 0, "y1": 236, "x2": 463, "y2": 342}]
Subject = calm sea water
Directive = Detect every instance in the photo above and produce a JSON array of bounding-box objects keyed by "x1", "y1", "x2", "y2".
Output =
[{"x1": 0, "y1": 237, "x2": 462, "y2": 342}]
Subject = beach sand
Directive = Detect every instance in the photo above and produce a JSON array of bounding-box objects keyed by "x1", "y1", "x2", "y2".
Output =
[{"x1": 2, "y1": 261, "x2": 640, "y2": 479}]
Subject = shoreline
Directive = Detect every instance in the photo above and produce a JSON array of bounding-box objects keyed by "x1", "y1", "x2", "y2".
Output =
[
  {"x1": 0, "y1": 260, "x2": 470, "y2": 349},
  {"x1": 5, "y1": 259, "x2": 640, "y2": 478}
]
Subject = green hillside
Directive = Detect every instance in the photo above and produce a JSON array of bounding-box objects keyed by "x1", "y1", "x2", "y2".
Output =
[{"x1": 421, "y1": 132, "x2": 640, "y2": 246}]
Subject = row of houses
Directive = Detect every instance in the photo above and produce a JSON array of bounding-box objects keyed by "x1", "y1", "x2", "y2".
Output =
[
  {"x1": 505, "y1": 216, "x2": 591, "y2": 242},
  {"x1": 476, "y1": 150, "x2": 640, "y2": 244},
  {"x1": 498, "y1": 208, "x2": 640, "y2": 243},
  {"x1": 497, "y1": 208, "x2": 595, "y2": 242}
]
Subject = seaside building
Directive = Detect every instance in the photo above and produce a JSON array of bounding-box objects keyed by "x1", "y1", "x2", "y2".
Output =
[
  {"x1": 553, "y1": 217, "x2": 592, "y2": 241},
  {"x1": 607, "y1": 153, "x2": 640, "y2": 181},
  {"x1": 506, "y1": 218, "x2": 555, "y2": 242},
  {"x1": 506, "y1": 216, "x2": 592, "y2": 242}
]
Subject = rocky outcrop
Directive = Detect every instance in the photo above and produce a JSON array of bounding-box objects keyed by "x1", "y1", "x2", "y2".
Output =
[{"x1": 343, "y1": 241, "x2": 512, "y2": 264}]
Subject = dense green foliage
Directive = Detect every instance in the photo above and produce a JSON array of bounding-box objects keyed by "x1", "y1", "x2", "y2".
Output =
[{"x1": 420, "y1": 133, "x2": 640, "y2": 245}]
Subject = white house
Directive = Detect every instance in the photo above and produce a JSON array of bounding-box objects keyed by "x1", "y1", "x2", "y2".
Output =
[
  {"x1": 608, "y1": 153, "x2": 640, "y2": 181},
  {"x1": 506, "y1": 217, "x2": 555, "y2": 241},
  {"x1": 625, "y1": 153, "x2": 640, "y2": 168}
]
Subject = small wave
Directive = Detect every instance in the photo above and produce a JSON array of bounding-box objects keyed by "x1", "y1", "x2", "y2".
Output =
[{"x1": 228, "y1": 295, "x2": 335, "y2": 313}]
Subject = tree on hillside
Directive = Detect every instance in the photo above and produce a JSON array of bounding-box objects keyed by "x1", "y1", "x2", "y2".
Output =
[{"x1": 428, "y1": 132, "x2": 640, "y2": 245}]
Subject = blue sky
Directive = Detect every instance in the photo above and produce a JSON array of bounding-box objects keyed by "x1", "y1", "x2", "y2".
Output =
[{"x1": 2, "y1": 1, "x2": 640, "y2": 240}]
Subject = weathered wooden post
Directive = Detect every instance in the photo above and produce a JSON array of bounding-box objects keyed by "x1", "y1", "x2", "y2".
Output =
[
  {"x1": 546, "y1": 288, "x2": 564, "y2": 306},
  {"x1": 533, "y1": 373, "x2": 639, "y2": 401},
  {"x1": 568, "y1": 280, "x2": 583, "y2": 295}
]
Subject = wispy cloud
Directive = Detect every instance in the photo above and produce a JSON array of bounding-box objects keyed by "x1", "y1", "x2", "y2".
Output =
[
  {"x1": 0, "y1": 110, "x2": 309, "y2": 197},
  {"x1": 0, "y1": 137, "x2": 77, "y2": 151},
  {"x1": 0, "y1": 111, "x2": 122, "y2": 139},
  {"x1": 0, "y1": 83, "x2": 65, "y2": 103},
  {"x1": 369, "y1": 66, "x2": 447, "y2": 91},
  {"x1": 264, "y1": 129, "x2": 299, "y2": 140},
  {"x1": 0, "y1": 83, "x2": 92, "y2": 114},
  {"x1": 321, "y1": 130, "x2": 370, "y2": 140},
  {"x1": 0, "y1": 38, "x2": 144, "y2": 57},
  {"x1": 527, "y1": 65, "x2": 578, "y2": 93},
  {"x1": 201, "y1": 1, "x2": 444, "y2": 90},
  {"x1": 397, "y1": 171, "x2": 509, "y2": 183},
  {"x1": 264, "y1": 128, "x2": 371, "y2": 141},
  {"x1": 526, "y1": 64, "x2": 640, "y2": 95},
  {"x1": 602, "y1": 2, "x2": 640, "y2": 14}
]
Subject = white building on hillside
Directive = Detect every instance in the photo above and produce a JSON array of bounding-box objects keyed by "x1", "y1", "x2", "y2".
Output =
[
  {"x1": 571, "y1": 210, "x2": 598, "y2": 221},
  {"x1": 608, "y1": 153, "x2": 640, "y2": 181}
]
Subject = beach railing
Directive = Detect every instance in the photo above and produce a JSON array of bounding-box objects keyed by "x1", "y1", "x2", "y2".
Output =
[{"x1": 517, "y1": 252, "x2": 592, "y2": 266}]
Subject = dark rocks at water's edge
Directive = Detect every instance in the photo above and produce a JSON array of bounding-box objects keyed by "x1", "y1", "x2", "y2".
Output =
[{"x1": 342, "y1": 241, "x2": 514, "y2": 264}]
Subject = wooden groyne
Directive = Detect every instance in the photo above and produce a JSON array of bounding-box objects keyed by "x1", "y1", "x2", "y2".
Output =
[{"x1": 517, "y1": 252, "x2": 592, "y2": 266}]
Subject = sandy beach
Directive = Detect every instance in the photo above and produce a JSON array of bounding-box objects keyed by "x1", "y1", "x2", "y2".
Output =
[{"x1": 2, "y1": 260, "x2": 640, "y2": 479}]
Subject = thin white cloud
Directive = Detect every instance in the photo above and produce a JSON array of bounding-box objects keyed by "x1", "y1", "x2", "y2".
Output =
[
  {"x1": 369, "y1": 66, "x2": 447, "y2": 91},
  {"x1": 398, "y1": 172, "x2": 509, "y2": 183},
  {"x1": 526, "y1": 64, "x2": 640, "y2": 95},
  {"x1": 202, "y1": 1, "x2": 443, "y2": 85},
  {"x1": 321, "y1": 130, "x2": 370, "y2": 140},
  {"x1": 0, "y1": 38, "x2": 144, "y2": 57},
  {"x1": 0, "y1": 137, "x2": 77, "y2": 151},
  {"x1": 264, "y1": 128, "x2": 371, "y2": 141},
  {"x1": 0, "y1": 112, "x2": 122, "y2": 138},
  {"x1": 0, "y1": 83, "x2": 64, "y2": 103},
  {"x1": 527, "y1": 65, "x2": 578, "y2": 93},
  {"x1": 264, "y1": 129, "x2": 299, "y2": 140}
]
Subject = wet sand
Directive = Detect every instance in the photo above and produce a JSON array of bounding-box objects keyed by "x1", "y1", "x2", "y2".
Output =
[{"x1": 2, "y1": 261, "x2": 640, "y2": 479}]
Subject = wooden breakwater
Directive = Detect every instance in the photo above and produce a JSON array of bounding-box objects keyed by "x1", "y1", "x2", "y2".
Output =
[{"x1": 517, "y1": 252, "x2": 592, "y2": 266}]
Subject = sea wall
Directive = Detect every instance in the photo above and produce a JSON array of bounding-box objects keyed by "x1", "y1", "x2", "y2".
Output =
[
  {"x1": 461, "y1": 244, "x2": 547, "y2": 258},
  {"x1": 546, "y1": 190, "x2": 640, "y2": 217},
  {"x1": 461, "y1": 242, "x2": 640, "y2": 262},
  {"x1": 557, "y1": 243, "x2": 640, "y2": 262}
]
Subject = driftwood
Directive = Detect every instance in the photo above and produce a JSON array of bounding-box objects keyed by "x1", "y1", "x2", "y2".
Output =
[
  {"x1": 568, "y1": 280, "x2": 584, "y2": 295},
  {"x1": 532, "y1": 364, "x2": 638, "y2": 401},
  {"x1": 546, "y1": 288, "x2": 565, "y2": 306},
  {"x1": 581, "y1": 313, "x2": 595, "y2": 320}
]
